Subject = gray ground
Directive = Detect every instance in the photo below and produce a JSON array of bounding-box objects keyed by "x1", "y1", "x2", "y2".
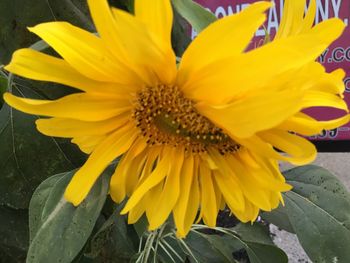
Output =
[{"x1": 273, "y1": 153, "x2": 350, "y2": 263}]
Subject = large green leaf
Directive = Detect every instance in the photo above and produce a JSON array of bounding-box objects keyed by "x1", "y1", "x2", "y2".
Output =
[
  {"x1": 27, "y1": 168, "x2": 110, "y2": 263},
  {"x1": 185, "y1": 231, "x2": 239, "y2": 263},
  {"x1": 85, "y1": 207, "x2": 137, "y2": 262},
  {"x1": 0, "y1": 72, "x2": 7, "y2": 107},
  {"x1": 0, "y1": 206, "x2": 29, "y2": 262},
  {"x1": 172, "y1": 0, "x2": 217, "y2": 34},
  {"x1": 0, "y1": 0, "x2": 93, "y2": 64},
  {"x1": 0, "y1": 82, "x2": 86, "y2": 209},
  {"x1": 280, "y1": 165, "x2": 350, "y2": 263},
  {"x1": 185, "y1": 223, "x2": 287, "y2": 263},
  {"x1": 260, "y1": 206, "x2": 295, "y2": 233},
  {"x1": 232, "y1": 223, "x2": 288, "y2": 263},
  {"x1": 172, "y1": 8, "x2": 192, "y2": 57}
]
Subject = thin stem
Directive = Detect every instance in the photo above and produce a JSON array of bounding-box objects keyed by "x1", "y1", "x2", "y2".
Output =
[
  {"x1": 161, "y1": 238, "x2": 184, "y2": 262},
  {"x1": 158, "y1": 242, "x2": 176, "y2": 263},
  {"x1": 153, "y1": 223, "x2": 167, "y2": 263},
  {"x1": 172, "y1": 231, "x2": 199, "y2": 263}
]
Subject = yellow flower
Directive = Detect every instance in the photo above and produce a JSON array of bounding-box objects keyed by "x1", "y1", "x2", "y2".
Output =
[{"x1": 3, "y1": 0, "x2": 349, "y2": 237}]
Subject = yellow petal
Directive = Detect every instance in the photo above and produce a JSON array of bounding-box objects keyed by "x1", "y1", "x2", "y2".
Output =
[
  {"x1": 228, "y1": 155, "x2": 281, "y2": 211},
  {"x1": 231, "y1": 198, "x2": 259, "y2": 223},
  {"x1": 72, "y1": 135, "x2": 106, "y2": 154},
  {"x1": 111, "y1": 8, "x2": 177, "y2": 85},
  {"x1": 87, "y1": 0, "x2": 176, "y2": 85},
  {"x1": 213, "y1": 170, "x2": 245, "y2": 213},
  {"x1": 29, "y1": 22, "x2": 137, "y2": 84},
  {"x1": 276, "y1": 0, "x2": 316, "y2": 38},
  {"x1": 235, "y1": 151, "x2": 292, "y2": 192},
  {"x1": 148, "y1": 147, "x2": 184, "y2": 230},
  {"x1": 86, "y1": 0, "x2": 153, "y2": 85},
  {"x1": 275, "y1": 0, "x2": 304, "y2": 38},
  {"x1": 4, "y1": 93, "x2": 132, "y2": 121},
  {"x1": 125, "y1": 143, "x2": 148, "y2": 194},
  {"x1": 199, "y1": 164, "x2": 217, "y2": 227},
  {"x1": 184, "y1": 18, "x2": 345, "y2": 103},
  {"x1": 110, "y1": 137, "x2": 148, "y2": 200},
  {"x1": 128, "y1": 195, "x2": 147, "y2": 224},
  {"x1": 64, "y1": 123, "x2": 138, "y2": 205},
  {"x1": 121, "y1": 147, "x2": 176, "y2": 214},
  {"x1": 196, "y1": 89, "x2": 303, "y2": 138},
  {"x1": 145, "y1": 182, "x2": 164, "y2": 221},
  {"x1": 301, "y1": 0, "x2": 317, "y2": 33},
  {"x1": 178, "y1": 1, "x2": 271, "y2": 86},
  {"x1": 4, "y1": 49, "x2": 134, "y2": 94},
  {"x1": 36, "y1": 113, "x2": 130, "y2": 138},
  {"x1": 209, "y1": 149, "x2": 245, "y2": 212},
  {"x1": 135, "y1": 0, "x2": 173, "y2": 51},
  {"x1": 259, "y1": 129, "x2": 317, "y2": 165},
  {"x1": 173, "y1": 154, "x2": 194, "y2": 236},
  {"x1": 279, "y1": 113, "x2": 350, "y2": 136},
  {"x1": 174, "y1": 155, "x2": 201, "y2": 237},
  {"x1": 302, "y1": 90, "x2": 349, "y2": 111}
]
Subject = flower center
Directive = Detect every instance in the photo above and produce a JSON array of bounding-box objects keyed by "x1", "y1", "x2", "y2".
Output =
[{"x1": 133, "y1": 84, "x2": 240, "y2": 154}]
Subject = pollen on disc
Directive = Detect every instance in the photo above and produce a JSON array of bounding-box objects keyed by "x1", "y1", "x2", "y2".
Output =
[{"x1": 132, "y1": 84, "x2": 240, "y2": 155}]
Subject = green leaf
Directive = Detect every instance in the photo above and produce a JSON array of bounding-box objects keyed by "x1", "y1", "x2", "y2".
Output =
[
  {"x1": 232, "y1": 223, "x2": 288, "y2": 263},
  {"x1": 0, "y1": 0, "x2": 93, "y2": 64},
  {"x1": 0, "y1": 83, "x2": 86, "y2": 209},
  {"x1": 172, "y1": 8, "x2": 192, "y2": 57},
  {"x1": 260, "y1": 207, "x2": 295, "y2": 234},
  {"x1": 0, "y1": 205, "x2": 29, "y2": 262},
  {"x1": 85, "y1": 207, "x2": 137, "y2": 262},
  {"x1": 185, "y1": 231, "x2": 238, "y2": 263},
  {"x1": 172, "y1": 0, "x2": 217, "y2": 34},
  {"x1": 280, "y1": 165, "x2": 350, "y2": 263},
  {"x1": 27, "y1": 168, "x2": 110, "y2": 263},
  {"x1": 0, "y1": 73, "x2": 7, "y2": 107}
]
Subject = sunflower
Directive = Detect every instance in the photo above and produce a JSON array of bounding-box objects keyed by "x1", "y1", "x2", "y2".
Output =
[{"x1": 3, "y1": 0, "x2": 349, "y2": 237}]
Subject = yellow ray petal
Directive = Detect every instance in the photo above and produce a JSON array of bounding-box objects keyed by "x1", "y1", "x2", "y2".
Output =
[
  {"x1": 213, "y1": 170, "x2": 245, "y2": 213},
  {"x1": 228, "y1": 155, "x2": 281, "y2": 211},
  {"x1": 148, "y1": 147, "x2": 185, "y2": 230},
  {"x1": 125, "y1": 146, "x2": 148, "y2": 194},
  {"x1": 86, "y1": 0, "x2": 155, "y2": 86},
  {"x1": 174, "y1": 155, "x2": 202, "y2": 237},
  {"x1": 275, "y1": 0, "x2": 304, "y2": 39},
  {"x1": 64, "y1": 123, "x2": 138, "y2": 205},
  {"x1": 302, "y1": 90, "x2": 349, "y2": 111},
  {"x1": 109, "y1": 137, "x2": 148, "y2": 203},
  {"x1": 173, "y1": 154, "x2": 194, "y2": 236},
  {"x1": 87, "y1": 0, "x2": 176, "y2": 85},
  {"x1": 121, "y1": 147, "x2": 176, "y2": 214},
  {"x1": 72, "y1": 135, "x2": 107, "y2": 154},
  {"x1": 178, "y1": 1, "x2": 271, "y2": 86},
  {"x1": 196, "y1": 89, "x2": 303, "y2": 138},
  {"x1": 4, "y1": 93, "x2": 132, "y2": 121},
  {"x1": 36, "y1": 112, "x2": 130, "y2": 138},
  {"x1": 4, "y1": 49, "x2": 135, "y2": 94},
  {"x1": 301, "y1": 0, "x2": 316, "y2": 33},
  {"x1": 184, "y1": 18, "x2": 345, "y2": 103},
  {"x1": 230, "y1": 198, "x2": 259, "y2": 223},
  {"x1": 135, "y1": 0, "x2": 173, "y2": 51},
  {"x1": 29, "y1": 22, "x2": 138, "y2": 84},
  {"x1": 128, "y1": 195, "x2": 147, "y2": 224},
  {"x1": 279, "y1": 112, "x2": 350, "y2": 136},
  {"x1": 234, "y1": 152, "x2": 292, "y2": 192},
  {"x1": 259, "y1": 129, "x2": 317, "y2": 165},
  {"x1": 209, "y1": 149, "x2": 245, "y2": 212},
  {"x1": 111, "y1": 8, "x2": 177, "y2": 85},
  {"x1": 199, "y1": 163, "x2": 217, "y2": 227}
]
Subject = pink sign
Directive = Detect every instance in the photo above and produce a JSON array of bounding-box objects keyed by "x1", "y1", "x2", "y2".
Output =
[{"x1": 194, "y1": 0, "x2": 350, "y2": 141}]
